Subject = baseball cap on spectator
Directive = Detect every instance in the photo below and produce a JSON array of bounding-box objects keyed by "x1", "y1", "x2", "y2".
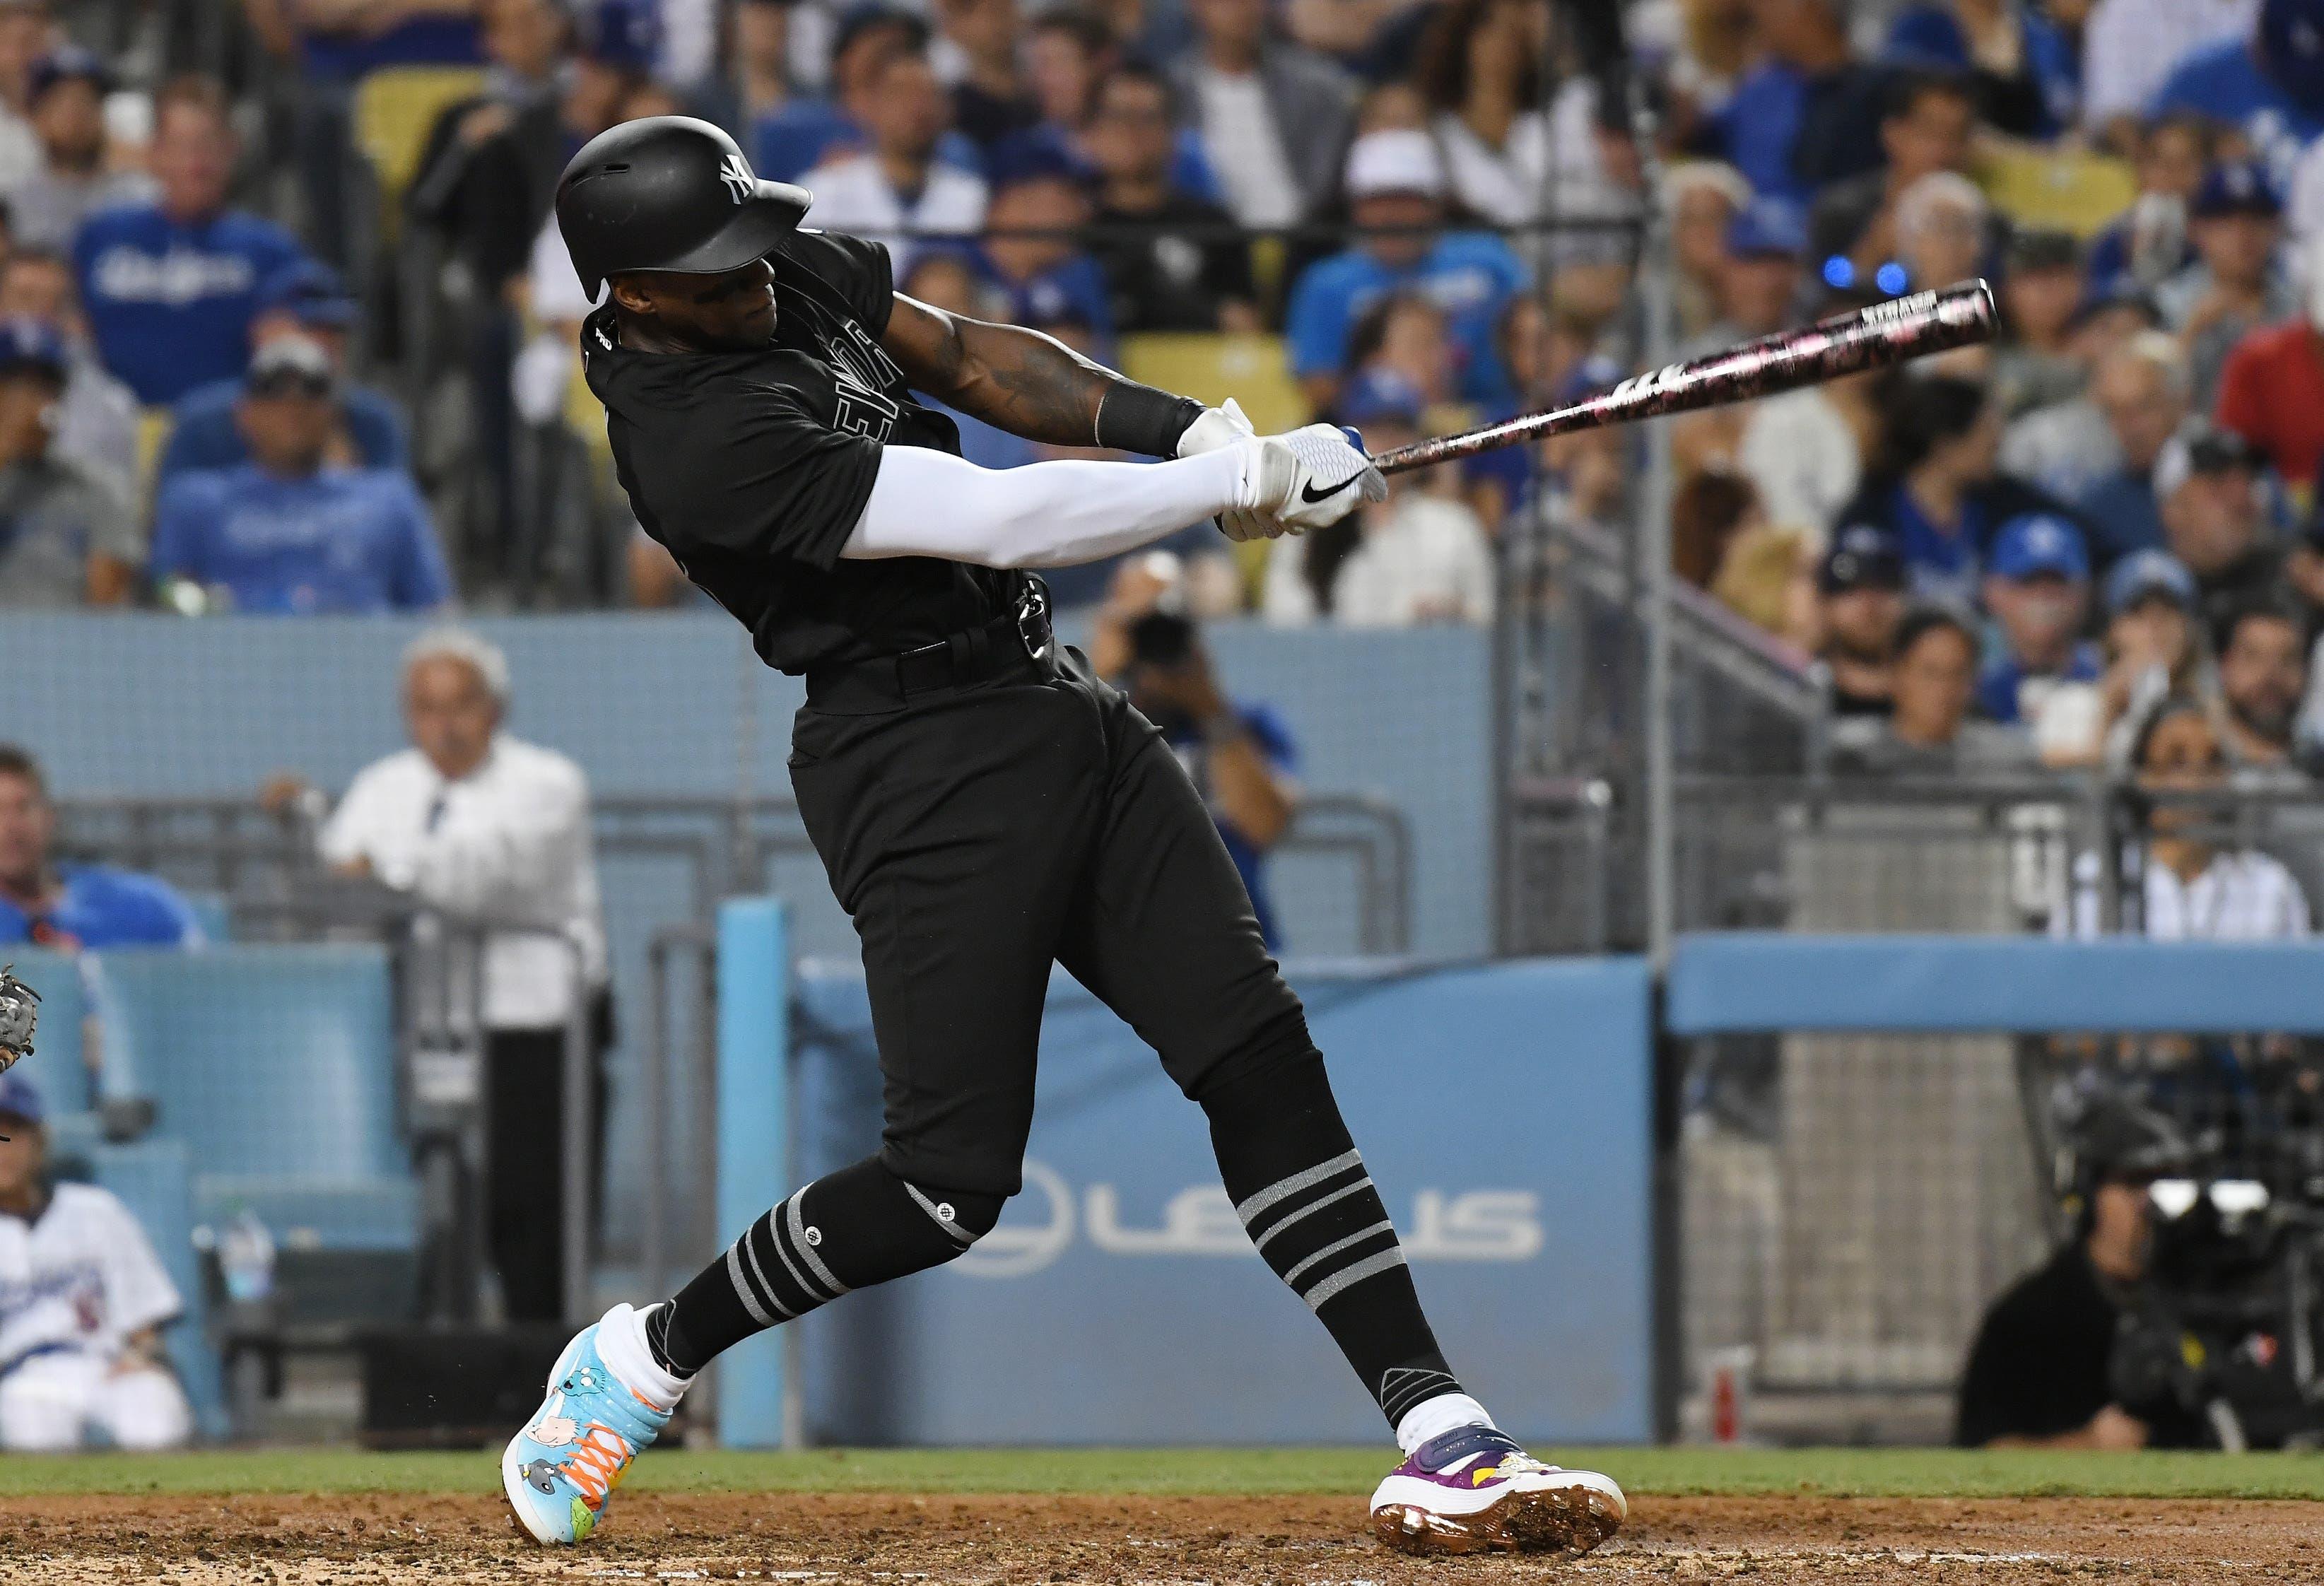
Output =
[
  {"x1": 985, "y1": 136, "x2": 1084, "y2": 193},
  {"x1": 1344, "y1": 130, "x2": 1446, "y2": 201},
  {"x1": 576, "y1": 0, "x2": 662, "y2": 71},
  {"x1": 1989, "y1": 513, "x2": 2090, "y2": 582},
  {"x1": 245, "y1": 334, "x2": 336, "y2": 397},
  {"x1": 1819, "y1": 523, "x2": 1907, "y2": 594},
  {"x1": 27, "y1": 44, "x2": 112, "y2": 105},
  {"x1": 832, "y1": 4, "x2": 929, "y2": 71},
  {"x1": 2103, "y1": 548, "x2": 2199, "y2": 616},
  {"x1": 2152, "y1": 423, "x2": 2260, "y2": 502},
  {"x1": 0, "y1": 315, "x2": 70, "y2": 386},
  {"x1": 1340, "y1": 367, "x2": 1427, "y2": 429},
  {"x1": 0, "y1": 1070, "x2": 42, "y2": 1128},
  {"x1": 1727, "y1": 198, "x2": 1806, "y2": 260},
  {"x1": 2190, "y1": 159, "x2": 2282, "y2": 219},
  {"x1": 257, "y1": 259, "x2": 358, "y2": 333},
  {"x1": 2005, "y1": 226, "x2": 2079, "y2": 274}
]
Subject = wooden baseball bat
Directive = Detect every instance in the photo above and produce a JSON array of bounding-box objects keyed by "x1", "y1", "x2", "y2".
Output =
[{"x1": 1370, "y1": 280, "x2": 1999, "y2": 476}]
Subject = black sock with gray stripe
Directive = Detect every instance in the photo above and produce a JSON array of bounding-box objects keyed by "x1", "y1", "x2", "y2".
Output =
[
  {"x1": 650, "y1": 1156, "x2": 1004, "y2": 1376},
  {"x1": 1199, "y1": 1047, "x2": 1461, "y2": 1430}
]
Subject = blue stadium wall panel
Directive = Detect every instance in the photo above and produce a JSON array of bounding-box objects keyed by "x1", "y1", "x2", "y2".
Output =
[
  {"x1": 778, "y1": 957, "x2": 1654, "y2": 1447},
  {"x1": 1667, "y1": 934, "x2": 2324, "y2": 1034}
]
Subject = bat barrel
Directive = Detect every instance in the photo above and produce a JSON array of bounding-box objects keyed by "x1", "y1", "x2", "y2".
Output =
[{"x1": 1370, "y1": 279, "x2": 1997, "y2": 476}]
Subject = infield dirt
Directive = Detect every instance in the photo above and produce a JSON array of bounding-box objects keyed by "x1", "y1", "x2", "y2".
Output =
[{"x1": 3, "y1": 1491, "x2": 2318, "y2": 1583}]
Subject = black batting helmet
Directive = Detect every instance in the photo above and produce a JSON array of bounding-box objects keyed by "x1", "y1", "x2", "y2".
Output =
[{"x1": 555, "y1": 116, "x2": 811, "y2": 297}]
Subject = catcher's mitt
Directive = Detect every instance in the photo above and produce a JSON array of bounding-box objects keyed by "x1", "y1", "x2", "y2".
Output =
[{"x1": 0, "y1": 963, "x2": 38, "y2": 1074}]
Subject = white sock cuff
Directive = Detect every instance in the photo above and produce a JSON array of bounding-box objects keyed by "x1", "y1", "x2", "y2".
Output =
[
  {"x1": 1395, "y1": 1392, "x2": 1495, "y2": 1455},
  {"x1": 594, "y1": 1302, "x2": 690, "y2": 1413}
]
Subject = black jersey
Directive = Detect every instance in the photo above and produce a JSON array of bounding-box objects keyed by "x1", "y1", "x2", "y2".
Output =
[{"x1": 581, "y1": 228, "x2": 1021, "y2": 673}]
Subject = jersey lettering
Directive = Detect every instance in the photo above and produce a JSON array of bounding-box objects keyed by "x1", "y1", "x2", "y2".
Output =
[{"x1": 831, "y1": 374, "x2": 899, "y2": 442}]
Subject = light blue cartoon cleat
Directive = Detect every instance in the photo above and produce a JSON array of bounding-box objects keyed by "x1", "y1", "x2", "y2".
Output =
[{"x1": 501, "y1": 1304, "x2": 676, "y2": 1544}]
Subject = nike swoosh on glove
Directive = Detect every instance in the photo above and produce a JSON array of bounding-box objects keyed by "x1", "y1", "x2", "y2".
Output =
[
  {"x1": 1253, "y1": 423, "x2": 1387, "y2": 534},
  {"x1": 1174, "y1": 398, "x2": 1281, "y2": 541}
]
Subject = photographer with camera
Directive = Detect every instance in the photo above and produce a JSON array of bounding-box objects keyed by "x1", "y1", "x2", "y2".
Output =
[
  {"x1": 1092, "y1": 553, "x2": 1300, "y2": 951},
  {"x1": 1956, "y1": 1101, "x2": 2205, "y2": 1449}
]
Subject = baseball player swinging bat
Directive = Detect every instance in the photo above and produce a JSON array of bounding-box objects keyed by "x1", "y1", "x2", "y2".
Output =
[
  {"x1": 1372, "y1": 281, "x2": 1999, "y2": 476},
  {"x1": 495, "y1": 119, "x2": 1998, "y2": 1567}
]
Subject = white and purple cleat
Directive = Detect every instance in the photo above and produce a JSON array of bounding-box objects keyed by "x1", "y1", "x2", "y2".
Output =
[{"x1": 1368, "y1": 1425, "x2": 1626, "y2": 1556}]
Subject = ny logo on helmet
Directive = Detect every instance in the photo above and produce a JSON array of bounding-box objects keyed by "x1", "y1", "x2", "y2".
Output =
[{"x1": 718, "y1": 153, "x2": 753, "y2": 204}]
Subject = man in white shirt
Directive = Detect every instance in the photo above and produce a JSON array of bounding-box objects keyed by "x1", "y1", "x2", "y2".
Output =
[
  {"x1": 1174, "y1": 0, "x2": 1354, "y2": 230},
  {"x1": 799, "y1": 42, "x2": 985, "y2": 278},
  {"x1": 305, "y1": 629, "x2": 611, "y2": 1322},
  {"x1": 0, "y1": 1073, "x2": 193, "y2": 1452}
]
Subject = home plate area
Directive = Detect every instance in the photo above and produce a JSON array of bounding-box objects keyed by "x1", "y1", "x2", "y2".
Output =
[{"x1": 9, "y1": 1493, "x2": 2323, "y2": 1585}]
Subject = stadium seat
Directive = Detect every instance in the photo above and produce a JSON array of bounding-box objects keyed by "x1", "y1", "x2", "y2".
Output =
[
  {"x1": 1119, "y1": 334, "x2": 1310, "y2": 435},
  {"x1": 1978, "y1": 145, "x2": 2137, "y2": 239},
  {"x1": 84, "y1": 946, "x2": 418, "y2": 1311},
  {"x1": 3, "y1": 946, "x2": 92, "y2": 1115},
  {"x1": 180, "y1": 891, "x2": 230, "y2": 944},
  {"x1": 353, "y1": 66, "x2": 487, "y2": 233}
]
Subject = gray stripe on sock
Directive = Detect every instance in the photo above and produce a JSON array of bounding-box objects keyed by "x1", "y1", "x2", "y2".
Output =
[
  {"x1": 1302, "y1": 1247, "x2": 1407, "y2": 1311},
  {"x1": 766, "y1": 1195, "x2": 831, "y2": 1304},
  {"x1": 1252, "y1": 1176, "x2": 1375, "y2": 1255},
  {"x1": 1234, "y1": 1149, "x2": 1364, "y2": 1228},
  {"x1": 903, "y1": 1182, "x2": 975, "y2": 1246},
  {"x1": 726, "y1": 1241, "x2": 775, "y2": 1327},
  {"x1": 739, "y1": 1216, "x2": 792, "y2": 1321},
  {"x1": 1282, "y1": 1221, "x2": 1397, "y2": 1292},
  {"x1": 788, "y1": 1194, "x2": 850, "y2": 1298}
]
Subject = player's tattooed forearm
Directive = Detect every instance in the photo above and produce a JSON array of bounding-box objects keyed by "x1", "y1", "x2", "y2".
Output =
[{"x1": 886, "y1": 295, "x2": 1115, "y2": 447}]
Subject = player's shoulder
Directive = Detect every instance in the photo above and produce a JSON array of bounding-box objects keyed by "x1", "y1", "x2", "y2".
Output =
[
  {"x1": 777, "y1": 227, "x2": 894, "y2": 325},
  {"x1": 45, "y1": 1180, "x2": 134, "y2": 1230},
  {"x1": 61, "y1": 862, "x2": 187, "y2": 917}
]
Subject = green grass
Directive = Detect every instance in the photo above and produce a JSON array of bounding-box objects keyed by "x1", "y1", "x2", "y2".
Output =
[{"x1": 4, "y1": 1446, "x2": 2323, "y2": 1500}]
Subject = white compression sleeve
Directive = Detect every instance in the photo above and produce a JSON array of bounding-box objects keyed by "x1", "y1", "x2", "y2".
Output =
[{"x1": 839, "y1": 444, "x2": 1255, "y2": 570}]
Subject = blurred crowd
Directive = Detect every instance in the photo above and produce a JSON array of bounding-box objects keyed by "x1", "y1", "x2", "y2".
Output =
[{"x1": 2, "y1": 0, "x2": 2324, "y2": 780}]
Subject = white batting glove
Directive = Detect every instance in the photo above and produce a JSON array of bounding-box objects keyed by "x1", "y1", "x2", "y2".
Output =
[
  {"x1": 1250, "y1": 423, "x2": 1387, "y2": 534},
  {"x1": 1175, "y1": 399, "x2": 1281, "y2": 542}
]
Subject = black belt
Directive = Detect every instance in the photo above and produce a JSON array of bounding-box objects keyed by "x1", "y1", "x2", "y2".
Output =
[{"x1": 806, "y1": 581, "x2": 1055, "y2": 710}]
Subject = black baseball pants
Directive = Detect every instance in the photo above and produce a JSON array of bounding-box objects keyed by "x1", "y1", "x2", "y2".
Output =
[
  {"x1": 787, "y1": 644, "x2": 1310, "y2": 1195},
  {"x1": 656, "y1": 641, "x2": 1460, "y2": 1423}
]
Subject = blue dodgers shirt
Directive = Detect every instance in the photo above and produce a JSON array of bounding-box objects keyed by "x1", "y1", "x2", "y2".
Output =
[
  {"x1": 2153, "y1": 40, "x2": 2324, "y2": 189},
  {"x1": 148, "y1": 464, "x2": 454, "y2": 615},
  {"x1": 1978, "y1": 642, "x2": 2103, "y2": 724},
  {"x1": 158, "y1": 378, "x2": 409, "y2": 482},
  {"x1": 1717, "y1": 61, "x2": 1811, "y2": 202},
  {"x1": 74, "y1": 205, "x2": 307, "y2": 406},
  {"x1": 0, "y1": 864, "x2": 201, "y2": 949},
  {"x1": 1284, "y1": 233, "x2": 1531, "y2": 405}
]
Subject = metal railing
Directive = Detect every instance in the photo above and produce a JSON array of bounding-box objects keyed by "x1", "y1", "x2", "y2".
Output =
[{"x1": 1506, "y1": 773, "x2": 2324, "y2": 951}]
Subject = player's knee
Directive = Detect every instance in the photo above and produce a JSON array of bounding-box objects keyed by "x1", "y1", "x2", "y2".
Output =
[
  {"x1": 98, "y1": 1368, "x2": 193, "y2": 1452},
  {"x1": 1191, "y1": 1009, "x2": 1329, "y2": 1124},
  {"x1": 903, "y1": 1180, "x2": 1007, "y2": 1247}
]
